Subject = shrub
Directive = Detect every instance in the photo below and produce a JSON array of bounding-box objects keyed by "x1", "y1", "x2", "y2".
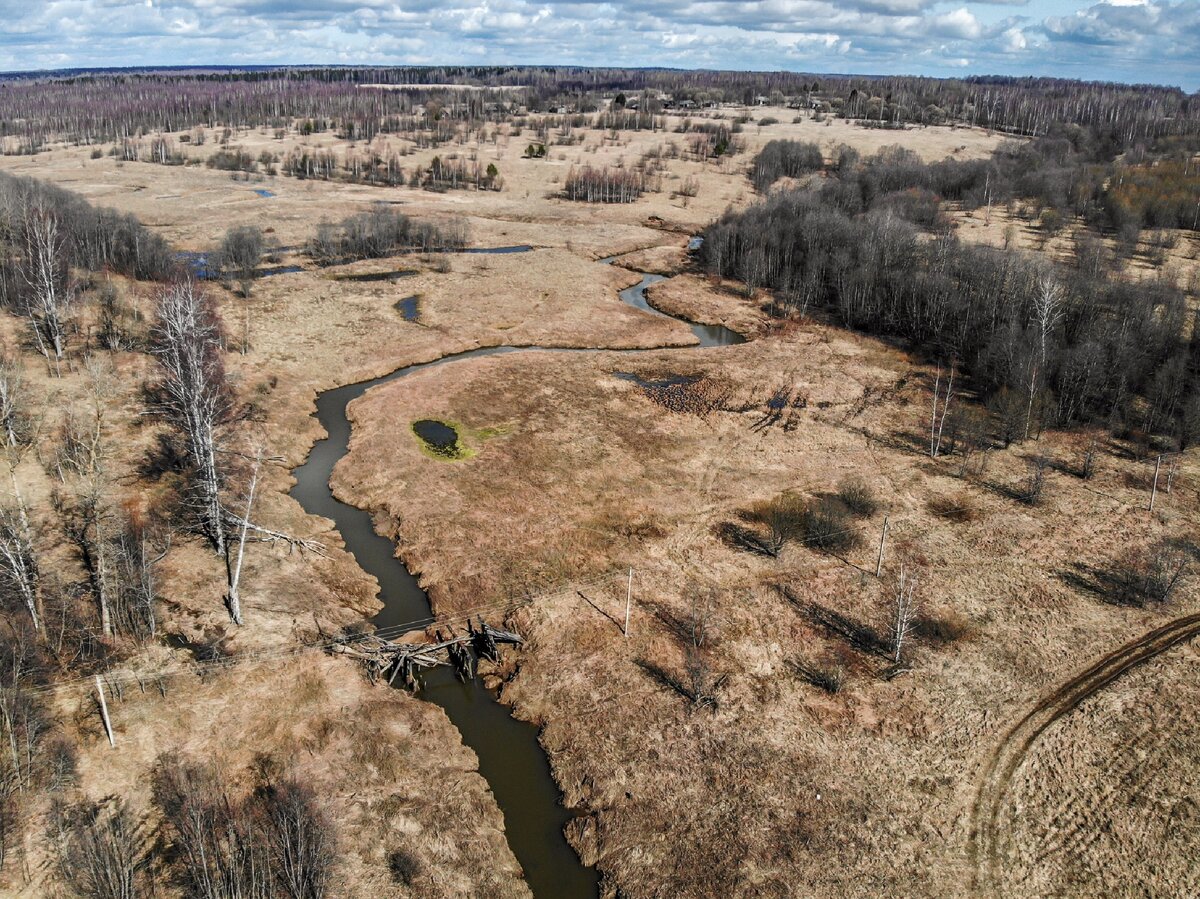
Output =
[
  {"x1": 750, "y1": 140, "x2": 824, "y2": 191},
  {"x1": 792, "y1": 657, "x2": 844, "y2": 693},
  {"x1": 1019, "y1": 455, "x2": 1051, "y2": 506},
  {"x1": 388, "y1": 848, "x2": 423, "y2": 885},
  {"x1": 801, "y1": 497, "x2": 860, "y2": 552},
  {"x1": 747, "y1": 492, "x2": 808, "y2": 553},
  {"x1": 56, "y1": 799, "x2": 144, "y2": 899},
  {"x1": 916, "y1": 609, "x2": 976, "y2": 644},
  {"x1": 836, "y1": 477, "x2": 878, "y2": 516},
  {"x1": 1112, "y1": 543, "x2": 1191, "y2": 606}
]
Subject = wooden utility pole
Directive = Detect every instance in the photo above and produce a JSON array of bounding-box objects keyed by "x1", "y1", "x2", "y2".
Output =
[
  {"x1": 875, "y1": 516, "x2": 890, "y2": 578},
  {"x1": 95, "y1": 675, "x2": 115, "y2": 748},
  {"x1": 1150, "y1": 455, "x2": 1163, "y2": 512},
  {"x1": 624, "y1": 568, "x2": 633, "y2": 638}
]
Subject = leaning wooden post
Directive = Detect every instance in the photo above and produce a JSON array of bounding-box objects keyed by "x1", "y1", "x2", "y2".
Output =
[
  {"x1": 623, "y1": 568, "x2": 633, "y2": 638},
  {"x1": 875, "y1": 516, "x2": 890, "y2": 578},
  {"x1": 1150, "y1": 455, "x2": 1163, "y2": 512},
  {"x1": 95, "y1": 675, "x2": 115, "y2": 748}
]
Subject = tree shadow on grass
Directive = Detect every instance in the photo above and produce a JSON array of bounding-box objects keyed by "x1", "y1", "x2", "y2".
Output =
[
  {"x1": 777, "y1": 585, "x2": 890, "y2": 657},
  {"x1": 1059, "y1": 538, "x2": 1196, "y2": 607},
  {"x1": 575, "y1": 589, "x2": 623, "y2": 634},
  {"x1": 1059, "y1": 556, "x2": 1189, "y2": 608},
  {"x1": 715, "y1": 521, "x2": 780, "y2": 558},
  {"x1": 634, "y1": 658, "x2": 694, "y2": 703}
]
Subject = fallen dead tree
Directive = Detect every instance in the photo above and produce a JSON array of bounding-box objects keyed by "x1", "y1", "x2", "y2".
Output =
[{"x1": 327, "y1": 618, "x2": 523, "y2": 690}]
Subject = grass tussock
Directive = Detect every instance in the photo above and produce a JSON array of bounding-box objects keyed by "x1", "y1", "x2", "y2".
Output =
[
  {"x1": 791, "y1": 655, "x2": 846, "y2": 694},
  {"x1": 836, "y1": 477, "x2": 879, "y2": 517},
  {"x1": 927, "y1": 491, "x2": 977, "y2": 522},
  {"x1": 916, "y1": 608, "x2": 977, "y2": 645}
]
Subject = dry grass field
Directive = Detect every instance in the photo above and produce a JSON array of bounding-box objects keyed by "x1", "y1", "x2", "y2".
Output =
[{"x1": 3, "y1": 105, "x2": 1198, "y2": 897}]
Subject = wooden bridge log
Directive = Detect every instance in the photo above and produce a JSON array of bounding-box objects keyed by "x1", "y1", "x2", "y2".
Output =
[{"x1": 328, "y1": 618, "x2": 524, "y2": 690}]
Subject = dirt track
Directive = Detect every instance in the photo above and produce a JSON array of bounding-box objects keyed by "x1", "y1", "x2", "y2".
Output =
[{"x1": 968, "y1": 611, "x2": 1200, "y2": 894}]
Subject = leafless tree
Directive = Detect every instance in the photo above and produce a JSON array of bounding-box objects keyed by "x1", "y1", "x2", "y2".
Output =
[
  {"x1": 954, "y1": 406, "x2": 990, "y2": 476},
  {"x1": 1022, "y1": 455, "x2": 1051, "y2": 505},
  {"x1": 0, "y1": 469, "x2": 41, "y2": 632},
  {"x1": 890, "y1": 566, "x2": 918, "y2": 664},
  {"x1": 18, "y1": 202, "x2": 74, "y2": 375},
  {"x1": 930, "y1": 361, "x2": 955, "y2": 459},
  {"x1": 55, "y1": 360, "x2": 118, "y2": 635},
  {"x1": 0, "y1": 626, "x2": 51, "y2": 867},
  {"x1": 224, "y1": 445, "x2": 262, "y2": 626},
  {"x1": 149, "y1": 281, "x2": 233, "y2": 558},
  {"x1": 109, "y1": 519, "x2": 167, "y2": 643},
  {"x1": 151, "y1": 754, "x2": 274, "y2": 899},
  {"x1": 216, "y1": 225, "x2": 264, "y2": 300},
  {"x1": 1079, "y1": 436, "x2": 1098, "y2": 479},
  {"x1": 0, "y1": 352, "x2": 28, "y2": 448},
  {"x1": 56, "y1": 799, "x2": 144, "y2": 899},
  {"x1": 266, "y1": 780, "x2": 336, "y2": 899}
]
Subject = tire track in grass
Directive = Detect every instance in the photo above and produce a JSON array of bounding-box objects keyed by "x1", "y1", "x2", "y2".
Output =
[{"x1": 968, "y1": 611, "x2": 1200, "y2": 895}]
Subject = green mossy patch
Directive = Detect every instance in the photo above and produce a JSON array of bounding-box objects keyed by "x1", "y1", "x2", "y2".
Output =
[
  {"x1": 412, "y1": 419, "x2": 472, "y2": 461},
  {"x1": 411, "y1": 418, "x2": 511, "y2": 461}
]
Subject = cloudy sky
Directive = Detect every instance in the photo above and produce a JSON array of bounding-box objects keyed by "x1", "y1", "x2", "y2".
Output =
[{"x1": 1, "y1": 0, "x2": 1197, "y2": 89}]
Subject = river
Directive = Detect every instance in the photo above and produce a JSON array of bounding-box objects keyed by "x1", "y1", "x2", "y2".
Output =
[{"x1": 289, "y1": 250, "x2": 741, "y2": 898}]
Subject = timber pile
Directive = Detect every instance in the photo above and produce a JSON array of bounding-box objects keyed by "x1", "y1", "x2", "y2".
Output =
[{"x1": 327, "y1": 618, "x2": 523, "y2": 691}]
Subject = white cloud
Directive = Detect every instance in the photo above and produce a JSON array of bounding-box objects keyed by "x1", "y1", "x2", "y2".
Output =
[
  {"x1": 1001, "y1": 25, "x2": 1027, "y2": 51},
  {"x1": 0, "y1": 0, "x2": 1194, "y2": 88},
  {"x1": 933, "y1": 7, "x2": 983, "y2": 38}
]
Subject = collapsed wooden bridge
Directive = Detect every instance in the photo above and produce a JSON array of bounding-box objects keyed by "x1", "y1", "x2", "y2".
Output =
[{"x1": 327, "y1": 618, "x2": 524, "y2": 690}]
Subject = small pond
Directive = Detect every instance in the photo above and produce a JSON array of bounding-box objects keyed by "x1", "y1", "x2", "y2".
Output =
[
  {"x1": 462, "y1": 245, "x2": 534, "y2": 254},
  {"x1": 396, "y1": 295, "x2": 420, "y2": 322},
  {"x1": 614, "y1": 371, "x2": 699, "y2": 389},
  {"x1": 257, "y1": 264, "x2": 303, "y2": 278},
  {"x1": 412, "y1": 419, "x2": 462, "y2": 457},
  {"x1": 336, "y1": 270, "x2": 419, "y2": 283},
  {"x1": 175, "y1": 251, "x2": 209, "y2": 279}
]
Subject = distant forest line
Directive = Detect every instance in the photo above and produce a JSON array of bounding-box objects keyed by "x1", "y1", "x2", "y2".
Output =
[{"x1": 0, "y1": 66, "x2": 1196, "y2": 153}]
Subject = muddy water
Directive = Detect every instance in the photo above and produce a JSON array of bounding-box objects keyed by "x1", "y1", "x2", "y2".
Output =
[{"x1": 289, "y1": 249, "x2": 742, "y2": 898}]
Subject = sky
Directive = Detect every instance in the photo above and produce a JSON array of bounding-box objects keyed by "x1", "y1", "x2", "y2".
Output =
[{"x1": 0, "y1": 0, "x2": 1197, "y2": 90}]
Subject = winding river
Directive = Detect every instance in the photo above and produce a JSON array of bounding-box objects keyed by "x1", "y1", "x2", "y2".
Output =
[{"x1": 289, "y1": 251, "x2": 742, "y2": 898}]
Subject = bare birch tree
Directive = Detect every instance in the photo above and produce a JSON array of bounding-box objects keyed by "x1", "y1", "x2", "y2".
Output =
[
  {"x1": 56, "y1": 360, "x2": 117, "y2": 635},
  {"x1": 891, "y1": 566, "x2": 918, "y2": 664},
  {"x1": 930, "y1": 362, "x2": 955, "y2": 459},
  {"x1": 224, "y1": 445, "x2": 262, "y2": 626},
  {"x1": 18, "y1": 202, "x2": 74, "y2": 375},
  {"x1": 149, "y1": 281, "x2": 233, "y2": 558},
  {"x1": 0, "y1": 502, "x2": 40, "y2": 633},
  {"x1": 0, "y1": 352, "x2": 29, "y2": 451},
  {"x1": 1024, "y1": 273, "x2": 1065, "y2": 440},
  {"x1": 0, "y1": 353, "x2": 27, "y2": 449},
  {"x1": 1032, "y1": 273, "x2": 1065, "y2": 371}
]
